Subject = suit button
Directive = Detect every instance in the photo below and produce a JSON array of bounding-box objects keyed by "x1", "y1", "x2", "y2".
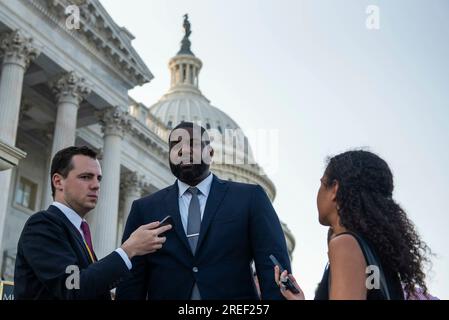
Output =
[{"x1": 192, "y1": 267, "x2": 198, "y2": 273}]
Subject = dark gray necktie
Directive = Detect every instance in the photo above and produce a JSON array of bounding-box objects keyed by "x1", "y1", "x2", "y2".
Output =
[
  {"x1": 187, "y1": 187, "x2": 201, "y2": 254},
  {"x1": 186, "y1": 187, "x2": 202, "y2": 299}
]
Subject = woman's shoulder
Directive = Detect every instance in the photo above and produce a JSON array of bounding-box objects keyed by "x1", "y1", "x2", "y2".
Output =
[
  {"x1": 329, "y1": 232, "x2": 363, "y2": 252},
  {"x1": 328, "y1": 232, "x2": 366, "y2": 266}
]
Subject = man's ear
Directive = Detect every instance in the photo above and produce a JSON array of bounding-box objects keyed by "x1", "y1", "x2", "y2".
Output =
[
  {"x1": 52, "y1": 173, "x2": 64, "y2": 193},
  {"x1": 209, "y1": 146, "x2": 214, "y2": 158}
]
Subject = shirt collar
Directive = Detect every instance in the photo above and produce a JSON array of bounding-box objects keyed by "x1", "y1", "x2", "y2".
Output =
[
  {"x1": 52, "y1": 201, "x2": 84, "y2": 231},
  {"x1": 178, "y1": 173, "x2": 213, "y2": 198}
]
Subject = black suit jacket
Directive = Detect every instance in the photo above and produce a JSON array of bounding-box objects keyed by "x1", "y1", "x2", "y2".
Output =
[
  {"x1": 14, "y1": 205, "x2": 130, "y2": 300},
  {"x1": 116, "y1": 175, "x2": 291, "y2": 300}
]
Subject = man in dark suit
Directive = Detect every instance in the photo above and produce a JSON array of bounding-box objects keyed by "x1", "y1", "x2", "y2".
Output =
[
  {"x1": 116, "y1": 122, "x2": 290, "y2": 300},
  {"x1": 14, "y1": 146, "x2": 171, "y2": 299}
]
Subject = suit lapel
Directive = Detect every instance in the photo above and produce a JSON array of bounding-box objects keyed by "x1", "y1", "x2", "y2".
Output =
[
  {"x1": 47, "y1": 205, "x2": 92, "y2": 265},
  {"x1": 196, "y1": 176, "x2": 229, "y2": 253},
  {"x1": 164, "y1": 182, "x2": 192, "y2": 254}
]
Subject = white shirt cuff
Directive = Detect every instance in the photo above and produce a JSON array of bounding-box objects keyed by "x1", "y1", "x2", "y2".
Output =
[{"x1": 115, "y1": 248, "x2": 132, "y2": 270}]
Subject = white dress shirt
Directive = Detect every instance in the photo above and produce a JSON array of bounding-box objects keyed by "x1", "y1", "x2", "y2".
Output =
[
  {"x1": 177, "y1": 173, "x2": 213, "y2": 234},
  {"x1": 52, "y1": 201, "x2": 132, "y2": 270}
]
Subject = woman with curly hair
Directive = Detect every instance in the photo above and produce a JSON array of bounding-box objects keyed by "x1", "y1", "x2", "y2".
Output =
[{"x1": 275, "y1": 150, "x2": 431, "y2": 300}]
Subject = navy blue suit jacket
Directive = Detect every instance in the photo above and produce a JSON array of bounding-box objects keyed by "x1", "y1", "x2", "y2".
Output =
[
  {"x1": 116, "y1": 175, "x2": 291, "y2": 300},
  {"x1": 14, "y1": 205, "x2": 130, "y2": 300}
]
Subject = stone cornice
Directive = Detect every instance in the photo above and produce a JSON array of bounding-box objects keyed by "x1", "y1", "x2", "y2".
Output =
[
  {"x1": 128, "y1": 117, "x2": 169, "y2": 161},
  {"x1": 0, "y1": 140, "x2": 27, "y2": 171},
  {"x1": 28, "y1": 0, "x2": 153, "y2": 87}
]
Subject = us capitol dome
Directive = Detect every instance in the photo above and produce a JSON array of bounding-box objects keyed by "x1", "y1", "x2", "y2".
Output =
[{"x1": 148, "y1": 15, "x2": 295, "y2": 257}]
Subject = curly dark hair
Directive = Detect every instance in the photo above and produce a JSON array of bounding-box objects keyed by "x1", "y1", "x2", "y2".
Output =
[{"x1": 324, "y1": 150, "x2": 431, "y2": 296}]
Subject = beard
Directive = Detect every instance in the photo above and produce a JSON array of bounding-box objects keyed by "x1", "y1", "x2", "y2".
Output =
[{"x1": 170, "y1": 161, "x2": 209, "y2": 185}]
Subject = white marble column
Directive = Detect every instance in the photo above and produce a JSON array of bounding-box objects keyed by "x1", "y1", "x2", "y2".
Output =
[
  {"x1": 186, "y1": 64, "x2": 192, "y2": 85},
  {"x1": 117, "y1": 172, "x2": 146, "y2": 246},
  {"x1": 193, "y1": 66, "x2": 197, "y2": 86},
  {"x1": 0, "y1": 30, "x2": 39, "y2": 143},
  {"x1": 179, "y1": 64, "x2": 185, "y2": 84},
  {"x1": 51, "y1": 71, "x2": 90, "y2": 154},
  {"x1": 0, "y1": 30, "x2": 39, "y2": 265},
  {"x1": 170, "y1": 66, "x2": 175, "y2": 87},
  {"x1": 91, "y1": 107, "x2": 130, "y2": 258},
  {"x1": 42, "y1": 71, "x2": 91, "y2": 208},
  {"x1": 121, "y1": 171, "x2": 146, "y2": 224},
  {"x1": 196, "y1": 66, "x2": 199, "y2": 88}
]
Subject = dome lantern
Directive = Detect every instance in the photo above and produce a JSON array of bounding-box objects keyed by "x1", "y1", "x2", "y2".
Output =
[{"x1": 169, "y1": 14, "x2": 203, "y2": 94}]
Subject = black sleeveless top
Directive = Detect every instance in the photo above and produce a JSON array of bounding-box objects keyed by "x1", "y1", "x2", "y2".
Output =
[{"x1": 314, "y1": 232, "x2": 405, "y2": 300}]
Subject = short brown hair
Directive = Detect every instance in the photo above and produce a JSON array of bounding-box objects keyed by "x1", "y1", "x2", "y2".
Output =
[{"x1": 50, "y1": 146, "x2": 97, "y2": 197}]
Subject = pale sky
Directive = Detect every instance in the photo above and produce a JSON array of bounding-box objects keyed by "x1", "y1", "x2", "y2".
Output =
[{"x1": 101, "y1": 0, "x2": 449, "y2": 299}]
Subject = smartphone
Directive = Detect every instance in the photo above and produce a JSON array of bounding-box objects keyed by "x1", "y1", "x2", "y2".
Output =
[
  {"x1": 158, "y1": 215, "x2": 174, "y2": 237},
  {"x1": 269, "y1": 254, "x2": 300, "y2": 294}
]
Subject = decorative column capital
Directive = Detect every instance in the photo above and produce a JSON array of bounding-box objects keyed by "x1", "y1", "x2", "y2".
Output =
[
  {"x1": 51, "y1": 71, "x2": 91, "y2": 105},
  {"x1": 97, "y1": 106, "x2": 131, "y2": 138},
  {"x1": 0, "y1": 30, "x2": 40, "y2": 69},
  {"x1": 120, "y1": 171, "x2": 147, "y2": 196}
]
